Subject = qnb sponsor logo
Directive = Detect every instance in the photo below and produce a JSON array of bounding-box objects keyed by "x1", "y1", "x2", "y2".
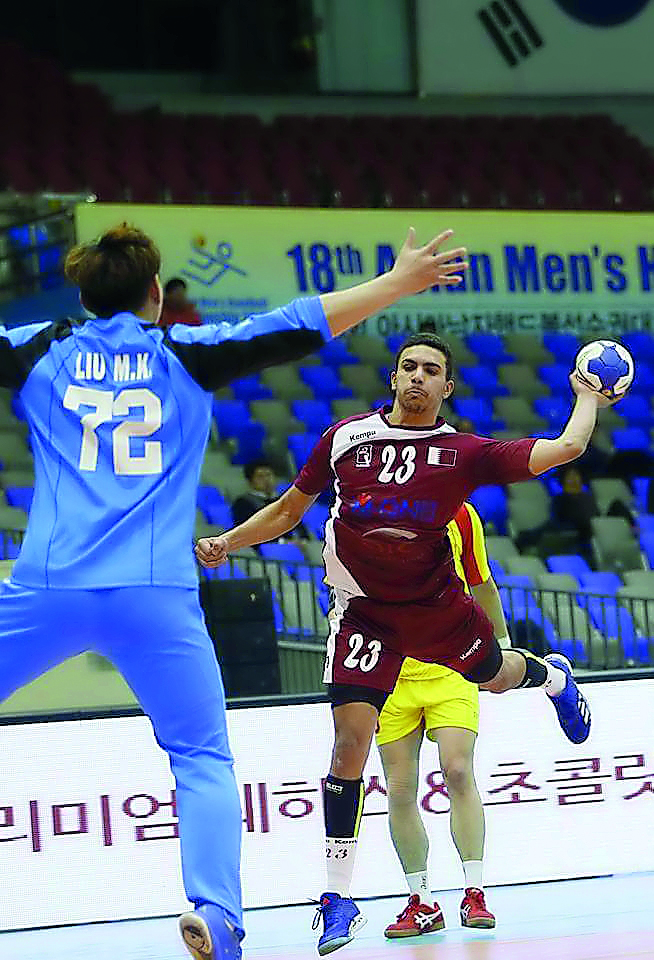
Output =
[
  {"x1": 460, "y1": 637, "x2": 483, "y2": 661},
  {"x1": 477, "y1": 0, "x2": 544, "y2": 67},
  {"x1": 349, "y1": 493, "x2": 438, "y2": 523}
]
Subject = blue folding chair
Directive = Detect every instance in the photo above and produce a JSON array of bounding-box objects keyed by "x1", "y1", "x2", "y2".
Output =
[
  {"x1": 303, "y1": 502, "x2": 330, "y2": 540},
  {"x1": 628, "y1": 363, "x2": 654, "y2": 396},
  {"x1": 319, "y1": 340, "x2": 359, "y2": 366},
  {"x1": 451, "y1": 396, "x2": 499, "y2": 432},
  {"x1": 213, "y1": 399, "x2": 251, "y2": 439},
  {"x1": 288, "y1": 433, "x2": 320, "y2": 471},
  {"x1": 533, "y1": 395, "x2": 570, "y2": 430},
  {"x1": 621, "y1": 332, "x2": 654, "y2": 366},
  {"x1": 231, "y1": 423, "x2": 266, "y2": 464},
  {"x1": 612, "y1": 427, "x2": 650, "y2": 452},
  {"x1": 577, "y1": 572, "x2": 623, "y2": 596},
  {"x1": 633, "y1": 478, "x2": 650, "y2": 513},
  {"x1": 291, "y1": 399, "x2": 332, "y2": 435},
  {"x1": 538, "y1": 364, "x2": 572, "y2": 393},
  {"x1": 469, "y1": 485, "x2": 508, "y2": 535},
  {"x1": 465, "y1": 333, "x2": 514, "y2": 366},
  {"x1": 542, "y1": 333, "x2": 579, "y2": 365},
  {"x1": 260, "y1": 542, "x2": 322, "y2": 588},
  {"x1": 299, "y1": 366, "x2": 353, "y2": 400},
  {"x1": 4, "y1": 486, "x2": 33, "y2": 512},
  {"x1": 196, "y1": 485, "x2": 228, "y2": 521},
  {"x1": 231, "y1": 375, "x2": 273, "y2": 402},
  {"x1": 547, "y1": 554, "x2": 591, "y2": 579},
  {"x1": 458, "y1": 366, "x2": 508, "y2": 397},
  {"x1": 616, "y1": 394, "x2": 651, "y2": 428}
]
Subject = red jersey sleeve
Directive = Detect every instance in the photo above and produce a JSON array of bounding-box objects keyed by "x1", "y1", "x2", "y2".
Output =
[
  {"x1": 471, "y1": 436, "x2": 537, "y2": 486},
  {"x1": 294, "y1": 427, "x2": 335, "y2": 496}
]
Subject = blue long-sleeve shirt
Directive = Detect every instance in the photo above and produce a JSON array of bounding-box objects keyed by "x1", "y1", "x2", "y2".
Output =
[{"x1": 0, "y1": 297, "x2": 329, "y2": 588}]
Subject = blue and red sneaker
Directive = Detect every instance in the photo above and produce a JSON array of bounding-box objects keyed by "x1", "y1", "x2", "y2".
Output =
[
  {"x1": 179, "y1": 904, "x2": 243, "y2": 960},
  {"x1": 312, "y1": 892, "x2": 367, "y2": 955},
  {"x1": 545, "y1": 653, "x2": 591, "y2": 744}
]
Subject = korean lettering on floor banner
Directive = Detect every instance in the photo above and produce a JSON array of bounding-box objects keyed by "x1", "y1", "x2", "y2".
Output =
[{"x1": 1, "y1": 679, "x2": 653, "y2": 930}]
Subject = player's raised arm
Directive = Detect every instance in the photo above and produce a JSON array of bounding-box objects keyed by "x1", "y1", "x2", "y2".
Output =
[
  {"x1": 528, "y1": 373, "x2": 615, "y2": 476},
  {"x1": 320, "y1": 228, "x2": 467, "y2": 337},
  {"x1": 195, "y1": 486, "x2": 317, "y2": 567}
]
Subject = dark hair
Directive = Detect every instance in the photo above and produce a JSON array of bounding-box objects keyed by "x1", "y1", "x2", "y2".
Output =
[
  {"x1": 64, "y1": 223, "x2": 161, "y2": 318},
  {"x1": 394, "y1": 333, "x2": 454, "y2": 381},
  {"x1": 164, "y1": 277, "x2": 187, "y2": 295},
  {"x1": 244, "y1": 458, "x2": 274, "y2": 482}
]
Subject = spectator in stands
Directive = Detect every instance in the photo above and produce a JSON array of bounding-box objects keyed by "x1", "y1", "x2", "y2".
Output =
[
  {"x1": 232, "y1": 459, "x2": 309, "y2": 541},
  {"x1": 552, "y1": 465, "x2": 599, "y2": 561},
  {"x1": 159, "y1": 277, "x2": 202, "y2": 328}
]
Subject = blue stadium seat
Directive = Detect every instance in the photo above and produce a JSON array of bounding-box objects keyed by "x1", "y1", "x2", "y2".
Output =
[
  {"x1": 541, "y1": 473, "x2": 563, "y2": 496},
  {"x1": 485, "y1": 556, "x2": 504, "y2": 581},
  {"x1": 547, "y1": 554, "x2": 591, "y2": 578},
  {"x1": 451, "y1": 396, "x2": 501, "y2": 432},
  {"x1": 612, "y1": 427, "x2": 650, "y2": 452},
  {"x1": 231, "y1": 375, "x2": 273, "y2": 402},
  {"x1": 319, "y1": 340, "x2": 359, "y2": 366},
  {"x1": 533, "y1": 395, "x2": 570, "y2": 430},
  {"x1": 288, "y1": 432, "x2": 320, "y2": 471},
  {"x1": 538, "y1": 364, "x2": 572, "y2": 393},
  {"x1": 231, "y1": 423, "x2": 266, "y2": 464},
  {"x1": 633, "y1": 477, "x2": 650, "y2": 513},
  {"x1": 4, "y1": 486, "x2": 33, "y2": 512},
  {"x1": 577, "y1": 572, "x2": 622, "y2": 595},
  {"x1": 465, "y1": 333, "x2": 514, "y2": 366},
  {"x1": 583, "y1": 599, "x2": 647, "y2": 665},
  {"x1": 621, "y1": 332, "x2": 654, "y2": 365},
  {"x1": 299, "y1": 366, "x2": 353, "y2": 400},
  {"x1": 497, "y1": 574, "x2": 536, "y2": 611},
  {"x1": 303, "y1": 502, "x2": 330, "y2": 539},
  {"x1": 386, "y1": 333, "x2": 406, "y2": 354},
  {"x1": 202, "y1": 561, "x2": 247, "y2": 581},
  {"x1": 291, "y1": 399, "x2": 332, "y2": 435},
  {"x1": 637, "y1": 514, "x2": 654, "y2": 535},
  {"x1": 469, "y1": 485, "x2": 508, "y2": 535},
  {"x1": 197, "y1": 485, "x2": 228, "y2": 521},
  {"x1": 0, "y1": 534, "x2": 22, "y2": 561},
  {"x1": 213, "y1": 399, "x2": 251, "y2": 439},
  {"x1": 629, "y1": 363, "x2": 654, "y2": 396},
  {"x1": 616, "y1": 394, "x2": 651, "y2": 427},
  {"x1": 458, "y1": 366, "x2": 508, "y2": 397},
  {"x1": 260, "y1": 542, "x2": 322, "y2": 588},
  {"x1": 542, "y1": 333, "x2": 579, "y2": 365}
]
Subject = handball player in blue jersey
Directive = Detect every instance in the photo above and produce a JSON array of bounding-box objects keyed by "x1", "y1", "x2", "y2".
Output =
[{"x1": 0, "y1": 222, "x2": 467, "y2": 960}]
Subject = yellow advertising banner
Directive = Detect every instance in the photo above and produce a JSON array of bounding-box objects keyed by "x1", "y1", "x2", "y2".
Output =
[{"x1": 75, "y1": 204, "x2": 654, "y2": 336}]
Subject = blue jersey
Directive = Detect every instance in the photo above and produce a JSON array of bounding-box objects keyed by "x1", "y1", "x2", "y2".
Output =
[{"x1": 1, "y1": 297, "x2": 329, "y2": 589}]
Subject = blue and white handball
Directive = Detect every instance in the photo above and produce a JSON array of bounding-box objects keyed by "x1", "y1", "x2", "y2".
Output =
[{"x1": 574, "y1": 339, "x2": 634, "y2": 400}]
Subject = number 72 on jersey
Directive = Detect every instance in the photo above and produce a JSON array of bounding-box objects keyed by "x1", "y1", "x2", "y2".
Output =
[{"x1": 63, "y1": 385, "x2": 162, "y2": 476}]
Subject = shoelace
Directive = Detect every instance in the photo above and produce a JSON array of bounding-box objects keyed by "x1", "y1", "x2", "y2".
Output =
[
  {"x1": 395, "y1": 896, "x2": 420, "y2": 922},
  {"x1": 466, "y1": 889, "x2": 487, "y2": 910},
  {"x1": 311, "y1": 899, "x2": 327, "y2": 931}
]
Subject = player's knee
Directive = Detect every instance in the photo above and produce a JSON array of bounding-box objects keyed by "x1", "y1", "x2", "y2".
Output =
[
  {"x1": 441, "y1": 754, "x2": 474, "y2": 795},
  {"x1": 385, "y1": 771, "x2": 418, "y2": 807},
  {"x1": 332, "y1": 728, "x2": 371, "y2": 774}
]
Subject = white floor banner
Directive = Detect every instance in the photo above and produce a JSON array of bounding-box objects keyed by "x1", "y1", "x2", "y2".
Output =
[{"x1": 1, "y1": 678, "x2": 653, "y2": 930}]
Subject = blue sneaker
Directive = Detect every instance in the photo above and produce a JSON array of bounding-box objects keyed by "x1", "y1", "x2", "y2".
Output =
[
  {"x1": 545, "y1": 653, "x2": 591, "y2": 744},
  {"x1": 179, "y1": 904, "x2": 242, "y2": 960},
  {"x1": 312, "y1": 892, "x2": 367, "y2": 955}
]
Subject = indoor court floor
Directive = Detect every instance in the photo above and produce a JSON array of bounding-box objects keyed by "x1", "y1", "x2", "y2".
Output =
[{"x1": 1, "y1": 872, "x2": 652, "y2": 960}]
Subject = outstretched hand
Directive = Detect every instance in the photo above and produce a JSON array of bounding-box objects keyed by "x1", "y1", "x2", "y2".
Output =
[
  {"x1": 569, "y1": 371, "x2": 623, "y2": 408},
  {"x1": 390, "y1": 228, "x2": 468, "y2": 297},
  {"x1": 195, "y1": 535, "x2": 229, "y2": 568}
]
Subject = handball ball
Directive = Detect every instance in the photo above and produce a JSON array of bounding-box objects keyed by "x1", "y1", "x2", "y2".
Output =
[{"x1": 574, "y1": 339, "x2": 634, "y2": 400}]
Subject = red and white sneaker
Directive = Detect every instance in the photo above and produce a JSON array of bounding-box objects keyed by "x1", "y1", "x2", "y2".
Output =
[
  {"x1": 384, "y1": 894, "x2": 445, "y2": 938},
  {"x1": 460, "y1": 887, "x2": 496, "y2": 928}
]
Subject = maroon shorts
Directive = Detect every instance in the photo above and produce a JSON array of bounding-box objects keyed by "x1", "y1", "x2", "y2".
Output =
[{"x1": 324, "y1": 589, "x2": 500, "y2": 695}]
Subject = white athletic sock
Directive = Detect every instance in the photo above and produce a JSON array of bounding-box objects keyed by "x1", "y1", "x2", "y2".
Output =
[
  {"x1": 543, "y1": 662, "x2": 566, "y2": 697},
  {"x1": 463, "y1": 860, "x2": 484, "y2": 891},
  {"x1": 325, "y1": 837, "x2": 358, "y2": 897},
  {"x1": 405, "y1": 871, "x2": 430, "y2": 900}
]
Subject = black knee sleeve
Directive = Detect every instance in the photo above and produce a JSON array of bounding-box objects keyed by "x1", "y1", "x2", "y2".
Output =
[{"x1": 323, "y1": 775, "x2": 365, "y2": 838}]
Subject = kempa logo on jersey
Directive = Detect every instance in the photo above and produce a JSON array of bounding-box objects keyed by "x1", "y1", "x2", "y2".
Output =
[
  {"x1": 350, "y1": 429, "x2": 377, "y2": 442},
  {"x1": 477, "y1": 0, "x2": 544, "y2": 67},
  {"x1": 460, "y1": 637, "x2": 483, "y2": 661}
]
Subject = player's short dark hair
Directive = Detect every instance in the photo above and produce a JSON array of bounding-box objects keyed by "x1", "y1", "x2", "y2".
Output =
[
  {"x1": 65, "y1": 223, "x2": 161, "y2": 318},
  {"x1": 244, "y1": 458, "x2": 274, "y2": 482},
  {"x1": 394, "y1": 333, "x2": 454, "y2": 381},
  {"x1": 164, "y1": 277, "x2": 187, "y2": 295}
]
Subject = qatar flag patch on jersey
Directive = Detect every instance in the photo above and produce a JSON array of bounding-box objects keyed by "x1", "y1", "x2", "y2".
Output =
[{"x1": 427, "y1": 446, "x2": 457, "y2": 467}]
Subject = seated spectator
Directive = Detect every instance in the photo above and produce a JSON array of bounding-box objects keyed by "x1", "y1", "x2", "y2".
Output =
[
  {"x1": 232, "y1": 459, "x2": 310, "y2": 541},
  {"x1": 159, "y1": 277, "x2": 202, "y2": 328},
  {"x1": 552, "y1": 466, "x2": 599, "y2": 556}
]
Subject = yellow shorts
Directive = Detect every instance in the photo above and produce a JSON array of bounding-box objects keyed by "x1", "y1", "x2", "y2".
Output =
[{"x1": 376, "y1": 673, "x2": 479, "y2": 746}]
